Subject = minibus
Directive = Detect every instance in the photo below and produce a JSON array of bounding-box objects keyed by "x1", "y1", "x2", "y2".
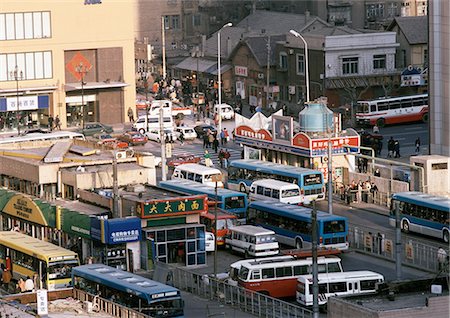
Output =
[{"x1": 225, "y1": 225, "x2": 279, "y2": 257}]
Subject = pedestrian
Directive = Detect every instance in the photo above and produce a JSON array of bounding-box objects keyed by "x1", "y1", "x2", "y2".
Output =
[
  {"x1": 218, "y1": 149, "x2": 225, "y2": 168},
  {"x1": 24, "y1": 276, "x2": 34, "y2": 292},
  {"x1": 394, "y1": 140, "x2": 401, "y2": 158},
  {"x1": 54, "y1": 115, "x2": 61, "y2": 130},
  {"x1": 208, "y1": 131, "x2": 214, "y2": 148},
  {"x1": 2, "y1": 264, "x2": 11, "y2": 291},
  {"x1": 27, "y1": 114, "x2": 32, "y2": 128},
  {"x1": 223, "y1": 128, "x2": 229, "y2": 145},
  {"x1": 437, "y1": 247, "x2": 447, "y2": 271},
  {"x1": 223, "y1": 149, "x2": 231, "y2": 169},
  {"x1": 127, "y1": 107, "x2": 134, "y2": 122},
  {"x1": 212, "y1": 136, "x2": 219, "y2": 153},
  {"x1": 17, "y1": 278, "x2": 26, "y2": 292},
  {"x1": 374, "y1": 168, "x2": 381, "y2": 177},
  {"x1": 204, "y1": 150, "x2": 212, "y2": 167},
  {"x1": 179, "y1": 131, "x2": 185, "y2": 146},
  {"x1": 202, "y1": 133, "x2": 208, "y2": 149},
  {"x1": 220, "y1": 129, "x2": 226, "y2": 146},
  {"x1": 48, "y1": 115, "x2": 54, "y2": 131},
  {"x1": 372, "y1": 124, "x2": 380, "y2": 134},
  {"x1": 387, "y1": 137, "x2": 394, "y2": 158},
  {"x1": 415, "y1": 137, "x2": 421, "y2": 154}
]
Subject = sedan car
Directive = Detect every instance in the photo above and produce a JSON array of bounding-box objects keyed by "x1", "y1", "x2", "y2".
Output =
[
  {"x1": 93, "y1": 133, "x2": 128, "y2": 149},
  {"x1": 194, "y1": 124, "x2": 217, "y2": 139},
  {"x1": 145, "y1": 129, "x2": 178, "y2": 143},
  {"x1": 117, "y1": 131, "x2": 148, "y2": 146},
  {"x1": 77, "y1": 122, "x2": 113, "y2": 136},
  {"x1": 167, "y1": 153, "x2": 201, "y2": 168}
]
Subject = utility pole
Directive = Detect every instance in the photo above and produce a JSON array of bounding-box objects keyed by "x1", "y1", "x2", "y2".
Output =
[
  {"x1": 10, "y1": 66, "x2": 23, "y2": 136},
  {"x1": 395, "y1": 200, "x2": 402, "y2": 280},
  {"x1": 311, "y1": 200, "x2": 319, "y2": 318},
  {"x1": 266, "y1": 36, "x2": 271, "y2": 109},
  {"x1": 327, "y1": 140, "x2": 333, "y2": 214},
  {"x1": 112, "y1": 152, "x2": 120, "y2": 218},
  {"x1": 160, "y1": 107, "x2": 167, "y2": 181}
]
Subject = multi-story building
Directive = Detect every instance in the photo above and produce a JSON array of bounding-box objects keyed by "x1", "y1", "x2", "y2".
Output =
[
  {"x1": 401, "y1": 0, "x2": 428, "y2": 16},
  {"x1": 1, "y1": 1, "x2": 136, "y2": 130},
  {"x1": 429, "y1": 1, "x2": 449, "y2": 156}
]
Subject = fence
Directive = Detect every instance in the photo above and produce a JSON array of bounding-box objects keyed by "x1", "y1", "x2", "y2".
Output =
[
  {"x1": 154, "y1": 262, "x2": 312, "y2": 318},
  {"x1": 73, "y1": 289, "x2": 149, "y2": 318},
  {"x1": 348, "y1": 225, "x2": 448, "y2": 274}
]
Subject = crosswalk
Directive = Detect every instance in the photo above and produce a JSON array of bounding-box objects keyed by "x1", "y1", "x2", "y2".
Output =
[{"x1": 169, "y1": 143, "x2": 242, "y2": 167}]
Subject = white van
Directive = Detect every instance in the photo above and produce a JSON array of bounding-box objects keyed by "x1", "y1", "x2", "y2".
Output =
[
  {"x1": 249, "y1": 179, "x2": 303, "y2": 204},
  {"x1": 214, "y1": 103, "x2": 235, "y2": 120},
  {"x1": 148, "y1": 100, "x2": 192, "y2": 117},
  {"x1": 133, "y1": 115, "x2": 174, "y2": 134},
  {"x1": 171, "y1": 163, "x2": 223, "y2": 188},
  {"x1": 225, "y1": 225, "x2": 279, "y2": 257}
]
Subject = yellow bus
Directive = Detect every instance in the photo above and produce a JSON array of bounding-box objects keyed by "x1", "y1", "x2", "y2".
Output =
[{"x1": 0, "y1": 231, "x2": 80, "y2": 290}]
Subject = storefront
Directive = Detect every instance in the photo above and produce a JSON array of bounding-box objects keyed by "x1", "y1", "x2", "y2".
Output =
[
  {"x1": 133, "y1": 194, "x2": 208, "y2": 269},
  {"x1": 0, "y1": 94, "x2": 51, "y2": 130},
  {"x1": 90, "y1": 217, "x2": 142, "y2": 271}
]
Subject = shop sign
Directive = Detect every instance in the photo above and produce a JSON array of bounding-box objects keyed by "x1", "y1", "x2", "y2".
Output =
[
  {"x1": 139, "y1": 195, "x2": 207, "y2": 219},
  {"x1": 6, "y1": 96, "x2": 39, "y2": 111},
  {"x1": 235, "y1": 125, "x2": 272, "y2": 141},
  {"x1": 310, "y1": 136, "x2": 359, "y2": 157},
  {"x1": 90, "y1": 217, "x2": 141, "y2": 245},
  {"x1": 60, "y1": 209, "x2": 92, "y2": 239},
  {"x1": 292, "y1": 132, "x2": 310, "y2": 149},
  {"x1": 2, "y1": 195, "x2": 49, "y2": 226},
  {"x1": 234, "y1": 66, "x2": 248, "y2": 77}
]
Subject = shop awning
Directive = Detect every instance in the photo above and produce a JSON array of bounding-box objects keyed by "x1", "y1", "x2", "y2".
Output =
[
  {"x1": 60, "y1": 208, "x2": 92, "y2": 239},
  {"x1": 0, "y1": 189, "x2": 15, "y2": 211},
  {"x1": 64, "y1": 81, "x2": 129, "y2": 92},
  {"x1": 174, "y1": 57, "x2": 231, "y2": 75}
]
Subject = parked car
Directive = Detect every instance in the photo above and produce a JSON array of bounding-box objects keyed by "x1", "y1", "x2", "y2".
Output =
[
  {"x1": 174, "y1": 126, "x2": 197, "y2": 140},
  {"x1": 214, "y1": 103, "x2": 235, "y2": 120},
  {"x1": 194, "y1": 124, "x2": 217, "y2": 138},
  {"x1": 117, "y1": 131, "x2": 148, "y2": 146},
  {"x1": 77, "y1": 122, "x2": 113, "y2": 136},
  {"x1": 145, "y1": 128, "x2": 178, "y2": 143},
  {"x1": 168, "y1": 154, "x2": 201, "y2": 168},
  {"x1": 93, "y1": 133, "x2": 128, "y2": 149}
]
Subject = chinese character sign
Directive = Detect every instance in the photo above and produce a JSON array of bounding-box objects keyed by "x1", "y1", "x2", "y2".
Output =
[{"x1": 142, "y1": 197, "x2": 206, "y2": 218}]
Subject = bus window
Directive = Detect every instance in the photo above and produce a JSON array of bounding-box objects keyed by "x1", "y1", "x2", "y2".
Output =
[
  {"x1": 257, "y1": 187, "x2": 264, "y2": 195},
  {"x1": 370, "y1": 104, "x2": 377, "y2": 112},
  {"x1": 328, "y1": 262, "x2": 342, "y2": 273},
  {"x1": 195, "y1": 174, "x2": 202, "y2": 182},
  {"x1": 294, "y1": 265, "x2": 308, "y2": 275},
  {"x1": 360, "y1": 279, "x2": 378, "y2": 291},
  {"x1": 276, "y1": 266, "x2": 292, "y2": 278},
  {"x1": 389, "y1": 101, "x2": 401, "y2": 109},
  {"x1": 262, "y1": 268, "x2": 274, "y2": 279},
  {"x1": 323, "y1": 220, "x2": 346, "y2": 234},
  {"x1": 238, "y1": 266, "x2": 250, "y2": 280},
  {"x1": 282, "y1": 189, "x2": 300, "y2": 198},
  {"x1": 252, "y1": 271, "x2": 261, "y2": 280},
  {"x1": 225, "y1": 196, "x2": 245, "y2": 209},
  {"x1": 378, "y1": 102, "x2": 388, "y2": 111},
  {"x1": 187, "y1": 172, "x2": 194, "y2": 181},
  {"x1": 330, "y1": 282, "x2": 347, "y2": 293},
  {"x1": 216, "y1": 219, "x2": 227, "y2": 230},
  {"x1": 264, "y1": 188, "x2": 271, "y2": 197},
  {"x1": 318, "y1": 263, "x2": 327, "y2": 273},
  {"x1": 272, "y1": 189, "x2": 280, "y2": 199}
]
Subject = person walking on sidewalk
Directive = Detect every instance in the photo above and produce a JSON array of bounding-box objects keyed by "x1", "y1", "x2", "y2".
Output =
[{"x1": 415, "y1": 137, "x2": 421, "y2": 154}]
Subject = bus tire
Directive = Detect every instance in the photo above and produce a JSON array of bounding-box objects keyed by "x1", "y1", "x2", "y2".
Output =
[
  {"x1": 422, "y1": 113, "x2": 429, "y2": 123},
  {"x1": 239, "y1": 184, "x2": 247, "y2": 193},
  {"x1": 295, "y1": 238, "x2": 303, "y2": 250},
  {"x1": 401, "y1": 220, "x2": 410, "y2": 233},
  {"x1": 376, "y1": 118, "x2": 386, "y2": 127},
  {"x1": 443, "y1": 230, "x2": 449, "y2": 243}
]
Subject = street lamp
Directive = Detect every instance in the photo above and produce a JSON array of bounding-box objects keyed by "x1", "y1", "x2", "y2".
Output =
[
  {"x1": 289, "y1": 29, "x2": 310, "y2": 103},
  {"x1": 75, "y1": 62, "x2": 90, "y2": 130},
  {"x1": 9, "y1": 66, "x2": 23, "y2": 136},
  {"x1": 161, "y1": 16, "x2": 167, "y2": 83},
  {"x1": 217, "y1": 22, "x2": 232, "y2": 134}
]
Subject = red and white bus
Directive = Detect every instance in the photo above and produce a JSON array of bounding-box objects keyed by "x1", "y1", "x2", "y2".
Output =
[
  {"x1": 355, "y1": 94, "x2": 428, "y2": 127},
  {"x1": 237, "y1": 255, "x2": 343, "y2": 298},
  {"x1": 200, "y1": 211, "x2": 238, "y2": 246}
]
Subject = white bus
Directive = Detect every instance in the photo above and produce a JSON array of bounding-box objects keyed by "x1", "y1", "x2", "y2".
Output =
[
  {"x1": 296, "y1": 270, "x2": 384, "y2": 306},
  {"x1": 0, "y1": 131, "x2": 85, "y2": 145},
  {"x1": 249, "y1": 179, "x2": 303, "y2": 204},
  {"x1": 225, "y1": 225, "x2": 279, "y2": 258},
  {"x1": 133, "y1": 115, "x2": 174, "y2": 134},
  {"x1": 355, "y1": 94, "x2": 428, "y2": 127},
  {"x1": 171, "y1": 163, "x2": 223, "y2": 188},
  {"x1": 237, "y1": 255, "x2": 343, "y2": 298}
]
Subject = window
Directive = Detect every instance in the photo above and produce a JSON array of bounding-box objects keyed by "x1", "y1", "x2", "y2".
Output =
[
  {"x1": 296, "y1": 54, "x2": 305, "y2": 74},
  {"x1": 272, "y1": 189, "x2": 279, "y2": 199},
  {"x1": 360, "y1": 279, "x2": 378, "y2": 291},
  {"x1": 276, "y1": 266, "x2": 293, "y2": 278},
  {"x1": 192, "y1": 14, "x2": 201, "y2": 27},
  {"x1": 378, "y1": 102, "x2": 388, "y2": 111},
  {"x1": 294, "y1": 265, "x2": 309, "y2": 275},
  {"x1": 262, "y1": 268, "x2": 275, "y2": 279},
  {"x1": 257, "y1": 186, "x2": 264, "y2": 195},
  {"x1": 1, "y1": 51, "x2": 53, "y2": 82},
  {"x1": 373, "y1": 54, "x2": 386, "y2": 70},
  {"x1": 279, "y1": 52, "x2": 288, "y2": 69},
  {"x1": 342, "y1": 57, "x2": 358, "y2": 75},
  {"x1": 329, "y1": 282, "x2": 347, "y2": 293},
  {"x1": 0, "y1": 11, "x2": 51, "y2": 41},
  {"x1": 367, "y1": 3, "x2": 384, "y2": 18}
]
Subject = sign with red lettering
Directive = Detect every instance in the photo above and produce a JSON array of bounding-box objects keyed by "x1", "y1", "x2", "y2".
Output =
[
  {"x1": 235, "y1": 125, "x2": 272, "y2": 141},
  {"x1": 292, "y1": 132, "x2": 310, "y2": 148},
  {"x1": 234, "y1": 66, "x2": 248, "y2": 77}
]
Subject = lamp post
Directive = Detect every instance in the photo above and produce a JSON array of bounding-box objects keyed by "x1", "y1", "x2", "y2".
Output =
[
  {"x1": 217, "y1": 22, "x2": 232, "y2": 134},
  {"x1": 161, "y1": 16, "x2": 167, "y2": 83},
  {"x1": 289, "y1": 30, "x2": 310, "y2": 103},
  {"x1": 10, "y1": 66, "x2": 23, "y2": 136},
  {"x1": 75, "y1": 62, "x2": 90, "y2": 130}
]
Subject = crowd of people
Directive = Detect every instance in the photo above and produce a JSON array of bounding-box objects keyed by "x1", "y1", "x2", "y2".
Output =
[{"x1": 339, "y1": 179, "x2": 378, "y2": 204}]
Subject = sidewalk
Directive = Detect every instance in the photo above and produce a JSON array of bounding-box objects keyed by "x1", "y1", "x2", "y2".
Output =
[{"x1": 316, "y1": 194, "x2": 390, "y2": 217}]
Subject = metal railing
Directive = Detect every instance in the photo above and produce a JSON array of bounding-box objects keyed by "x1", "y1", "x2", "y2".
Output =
[
  {"x1": 154, "y1": 262, "x2": 312, "y2": 318},
  {"x1": 349, "y1": 225, "x2": 448, "y2": 274}
]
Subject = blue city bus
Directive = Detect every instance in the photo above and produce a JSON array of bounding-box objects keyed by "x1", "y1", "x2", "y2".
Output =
[
  {"x1": 247, "y1": 201, "x2": 349, "y2": 250},
  {"x1": 389, "y1": 192, "x2": 450, "y2": 242},
  {"x1": 159, "y1": 180, "x2": 248, "y2": 220},
  {"x1": 227, "y1": 159, "x2": 325, "y2": 202},
  {"x1": 72, "y1": 264, "x2": 184, "y2": 318}
]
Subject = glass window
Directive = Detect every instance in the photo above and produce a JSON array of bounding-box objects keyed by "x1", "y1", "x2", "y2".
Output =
[
  {"x1": 329, "y1": 282, "x2": 347, "y2": 293},
  {"x1": 296, "y1": 54, "x2": 305, "y2": 74},
  {"x1": 167, "y1": 228, "x2": 185, "y2": 241},
  {"x1": 262, "y1": 268, "x2": 275, "y2": 279},
  {"x1": 389, "y1": 101, "x2": 401, "y2": 109},
  {"x1": 264, "y1": 188, "x2": 271, "y2": 197},
  {"x1": 342, "y1": 57, "x2": 358, "y2": 75},
  {"x1": 378, "y1": 102, "x2": 388, "y2": 111},
  {"x1": 360, "y1": 279, "x2": 378, "y2": 291},
  {"x1": 187, "y1": 254, "x2": 195, "y2": 265},
  {"x1": 158, "y1": 244, "x2": 166, "y2": 256},
  {"x1": 197, "y1": 252, "x2": 206, "y2": 265},
  {"x1": 281, "y1": 188, "x2": 300, "y2": 198},
  {"x1": 172, "y1": 15, "x2": 180, "y2": 29},
  {"x1": 187, "y1": 241, "x2": 196, "y2": 253},
  {"x1": 257, "y1": 186, "x2": 264, "y2": 195},
  {"x1": 272, "y1": 189, "x2": 280, "y2": 199},
  {"x1": 373, "y1": 54, "x2": 386, "y2": 69},
  {"x1": 192, "y1": 14, "x2": 201, "y2": 27},
  {"x1": 156, "y1": 230, "x2": 166, "y2": 242},
  {"x1": 276, "y1": 266, "x2": 292, "y2": 278},
  {"x1": 279, "y1": 52, "x2": 288, "y2": 69},
  {"x1": 294, "y1": 265, "x2": 309, "y2": 275},
  {"x1": 323, "y1": 220, "x2": 346, "y2": 234},
  {"x1": 224, "y1": 196, "x2": 245, "y2": 209},
  {"x1": 328, "y1": 262, "x2": 342, "y2": 273}
]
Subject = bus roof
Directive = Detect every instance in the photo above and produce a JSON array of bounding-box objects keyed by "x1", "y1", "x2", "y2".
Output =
[
  {"x1": 229, "y1": 160, "x2": 322, "y2": 177},
  {"x1": 201, "y1": 211, "x2": 238, "y2": 220},
  {"x1": 392, "y1": 192, "x2": 450, "y2": 212},
  {"x1": 242, "y1": 256, "x2": 341, "y2": 269},
  {"x1": 229, "y1": 225, "x2": 275, "y2": 236},
  {"x1": 298, "y1": 270, "x2": 383, "y2": 283},
  {"x1": 72, "y1": 264, "x2": 180, "y2": 303},
  {"x1": 249, "y1": 201, "x2": 348, "y2": 222},
  {"x1": 357, "y1": 94, "x2": 428, "y2": 103},
  {"x1": 251, "y1": 179, "x2": 300, "y2": 189},
  {"x1": 160, "y1": 180, "x2": 246, "y2": 198},
  {"x1": 0, "y1": 231, "x2": 78, "y2": 261},
  {"x1": 173, "y1": 163, "x2": 221, "y2": 174}
]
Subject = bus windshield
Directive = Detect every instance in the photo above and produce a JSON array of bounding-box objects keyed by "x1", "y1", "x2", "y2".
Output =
[
  {"x1": 48, "y1": 260, "x2": 79, "y2": 279},
  {"x1": 217, "y1": 219, "x2": 237, "y2": 230},
  {"x1": 148, "y1": 299, "x2": 184, "y2": 318},
  {"x1": 356, "y1": 103, "x2": 370, "y2": 113},
  {"x1": 303, "y1": 174, "x2": 322, "y2": 186},
  {"x1": 225, "y1": 196, "x2": 246, "y2": 209},
  {"x1": 205, "y1": 173, "x2": 222, "y2": 182},
  {"x1": 238, "y1": 266, "x2": 250, "y2": 280},
  {"x1": 323, "y1": 220, "x2": 346, "y2": 234},
  {"x1": 281, "y1": 188, "x2": 300, "y2": 198}
]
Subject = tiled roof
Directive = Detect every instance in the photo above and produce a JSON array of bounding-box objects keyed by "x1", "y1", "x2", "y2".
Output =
[{"x1": 388, "y1": 16, "x2": 428, "y2": 44}]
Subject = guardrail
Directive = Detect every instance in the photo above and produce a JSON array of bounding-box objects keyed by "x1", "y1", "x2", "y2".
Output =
[
  {"x1": 349, "y1": 225, "x2": 448, "y2": 274},
  {"x1": 154, "y1": 262, "x2": 312, "y2": 318}
]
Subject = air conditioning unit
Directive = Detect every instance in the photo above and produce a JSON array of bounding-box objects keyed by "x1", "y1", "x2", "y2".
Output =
[
  {"x1": 115, "y1": 151, "x2": 126, "y2": 159},
  {"x1": 83, "y1": 301, "x2": 93, "y2": 312}
]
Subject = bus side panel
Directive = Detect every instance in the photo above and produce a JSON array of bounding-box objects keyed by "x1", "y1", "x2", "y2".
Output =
[{"x1": 243, "y1": 278, "x2": 297, "y2": 298}]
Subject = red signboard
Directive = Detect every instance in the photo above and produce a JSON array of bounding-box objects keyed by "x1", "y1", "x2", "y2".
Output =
[
  {"x1": 235, "y1": 125, "x2": 272, "y2": 141},
  {"x1": 66, "y1": 52, "x2": 92, "y2": 81},
  {"x1": 311, "y1": 136, "x2": 359, "y2": 150},
  {"x1": 292, "y1": 132, "x2": 310, "y2": 148}
]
